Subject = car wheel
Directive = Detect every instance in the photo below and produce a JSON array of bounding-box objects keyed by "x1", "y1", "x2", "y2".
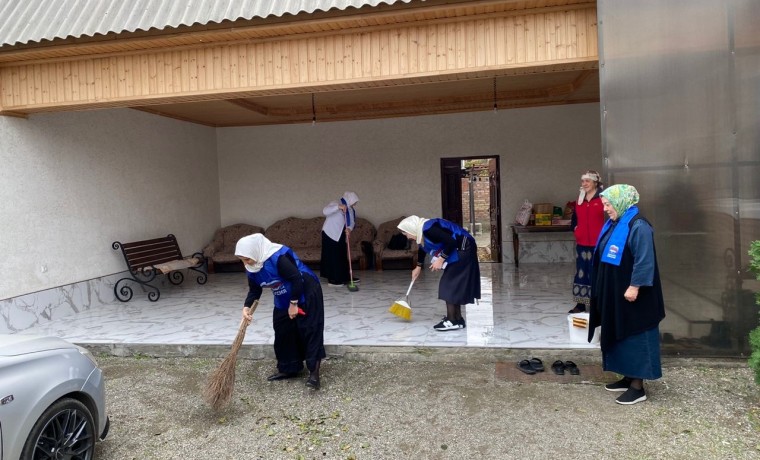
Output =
[{"x1": 21, "y1": 398, "x2": 96, "y2": 460}]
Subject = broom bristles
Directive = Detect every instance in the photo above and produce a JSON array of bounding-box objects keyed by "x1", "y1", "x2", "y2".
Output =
[
  {"x1": 204, "y1": 319, "x2": 249, "y2": 411},
  {"x1": 389, "y1": 302, "x2": 412, "y2": 320}
]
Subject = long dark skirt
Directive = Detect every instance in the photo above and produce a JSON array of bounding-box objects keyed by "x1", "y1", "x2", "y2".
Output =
[
  {"x1": 572, "y1": 244, "x2": 594, "y2": 306},
  {"x1": 603, "y1": 326, "x2": 662, "y2": 380},
  {"x1": 438, "y1": 239, "x2": 481, "y2": 305},
  {"x1": 320, "y1": 231, "x2": 350, "y2": 284},
  {"x1": 272, "y1": 275, "x2": 326, "y2": 373}
]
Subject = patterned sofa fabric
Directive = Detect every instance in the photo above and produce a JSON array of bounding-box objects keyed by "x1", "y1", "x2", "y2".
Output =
[
  {"x1": 265, "y1": 217, "x2": 325, "y2": 266},
  {"x1": 203, "y1": 223, "x2": 265, "y2": 272},
  {"x1": 264, "y1": 216, "x2": 376, "y2": 269},
  {"x1": 372, "y1": 216, "x2": 419, "y2": 271},
  {"x1": 350, "y1": 218, "x2": 377, "y2": 270}
]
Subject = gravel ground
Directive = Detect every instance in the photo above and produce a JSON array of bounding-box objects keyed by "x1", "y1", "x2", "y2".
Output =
[{"x1": 94, "y1": 355, "x2": 760, "y2": 460}]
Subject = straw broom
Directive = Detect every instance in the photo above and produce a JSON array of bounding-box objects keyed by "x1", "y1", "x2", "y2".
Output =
[
  {"x1": 388, "y1": 279, "x2": 414, "y2": 320},
  {"x1": 204, "y1": 300, "x2": 258, "y2": 411}
]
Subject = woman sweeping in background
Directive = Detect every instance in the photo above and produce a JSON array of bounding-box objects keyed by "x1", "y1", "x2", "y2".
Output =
[
  {"x1": 320, "y1": 192, "x2": 360, "y2": 287},
  {"x1": 589, "y1": 184, "x2": 665, "y2": 405},
  {"x1": 235, "y1": 234, "x2": 326, "y2": 390},
  {"x1": 569, "y1": 170, "x2": 605, "y2": 313},
  {"x1": 397, "y1": 216, "x2": 480, "y2": 331}
]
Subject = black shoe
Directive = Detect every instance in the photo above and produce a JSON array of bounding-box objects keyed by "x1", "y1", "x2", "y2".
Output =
[
  {"x1": 267, "y1": 372, "x2": 298, "y2": 381},
  {"x1": 306, "y1": 375, "x2": 320, "y2": 390},
  {"x1": 615, "y1": 387, "x2": 647, "y2": 405},
  {"x1": 605, "y1": 377, "x2": 632, "y2": 392},
  {"x1": 433, "y1": 316, "x2": 464, "y2": 331},
  {"x1": 568, "y1": 304, "x2": 586, "y2": 313}
]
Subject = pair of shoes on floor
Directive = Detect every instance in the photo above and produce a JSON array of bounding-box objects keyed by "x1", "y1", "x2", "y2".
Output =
[
  {"x1": 568, "y1": 304, "x2": 587, "y2": 314},
  {"x1": 517, "y1": 357, "x2": 545, "y2": 375},
  {"x1": 551, "y1": 360, "x2": 580, "y2": 375},
  {"x1": 267, "y1": 371, "x2": 299, "y2": 381},
  {"x1": 433, "y1": 316, "x2": 465, "y2": 331}
]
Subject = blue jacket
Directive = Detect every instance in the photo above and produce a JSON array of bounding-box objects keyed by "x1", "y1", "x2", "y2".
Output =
[{"x1": 247, "y1": 247, "x2": 318, "y2": 309}]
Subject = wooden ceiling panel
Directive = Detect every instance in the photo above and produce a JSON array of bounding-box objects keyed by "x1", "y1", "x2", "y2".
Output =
[{"x1": 132, "y1": 68, "x2": 599, "y2": 126}]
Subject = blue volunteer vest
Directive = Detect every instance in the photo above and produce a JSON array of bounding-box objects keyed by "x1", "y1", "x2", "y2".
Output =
[
  {"x1": 421, "y1": 219, "x2": 472, "y2": 264},
  {"x1": 247, "y1": 247, "x2": 318, "y2": 309}
]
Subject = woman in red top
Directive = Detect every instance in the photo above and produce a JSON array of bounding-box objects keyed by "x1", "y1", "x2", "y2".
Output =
[{"x1": 569, "y1": 170, "x2": 605, "y2": 313}]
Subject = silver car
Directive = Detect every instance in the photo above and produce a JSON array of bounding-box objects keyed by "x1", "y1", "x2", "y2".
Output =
[{"x1": 0, "y1": 335, "x2": 109, "y2": 460}]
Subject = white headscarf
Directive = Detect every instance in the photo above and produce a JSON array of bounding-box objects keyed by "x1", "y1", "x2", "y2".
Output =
[
  {"x1": 234, "y1": 234, "x2": 283, "y2": 273},
  {"x1": 342, "y1": 191, "x2": 359, "y2": 206},
  {"x1": 397, "y1": 215, "x2": 429, "y2": 244}
]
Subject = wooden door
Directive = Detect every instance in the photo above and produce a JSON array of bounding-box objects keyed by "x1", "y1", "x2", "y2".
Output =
[
  {"x1": 440, "y1": 158, "x2": 463, "y2": 225},
  {"x1": 488, "y1": 158, "x2": 502, "y2": 262}
]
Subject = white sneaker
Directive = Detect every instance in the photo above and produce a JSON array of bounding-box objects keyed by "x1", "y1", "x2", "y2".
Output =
[{"x1": 433, "y1": 317, "x2": 464, "y2": 331}]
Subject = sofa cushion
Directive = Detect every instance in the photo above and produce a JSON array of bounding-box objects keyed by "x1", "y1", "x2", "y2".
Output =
[
  {"x1": 265, "y1": 217, "x2": 325, "y2": 250},
  {"x1": 221, "y1": 223, "x2": 265, "y2": 252}
]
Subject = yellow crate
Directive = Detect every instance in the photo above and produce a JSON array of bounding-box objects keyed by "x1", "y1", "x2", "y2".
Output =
[{"x1": 535, "y1": 213, "x2": 552, "y2": 226}]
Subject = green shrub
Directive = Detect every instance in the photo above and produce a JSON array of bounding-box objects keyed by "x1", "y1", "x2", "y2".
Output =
[{"x1": 748, "y1": 241, "x2": 760, "y2": 384}]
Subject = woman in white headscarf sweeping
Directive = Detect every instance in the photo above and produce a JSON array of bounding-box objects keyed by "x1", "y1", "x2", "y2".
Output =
[
  {"x1": 235, "y1": 234, "x2": 326, "y2": 390},
  {"x1": 397, "y1": 216, "x2": 481, "y2": 331},
  {"x1": 320, "y1": 191, "x2": 360, "y2": 286}
]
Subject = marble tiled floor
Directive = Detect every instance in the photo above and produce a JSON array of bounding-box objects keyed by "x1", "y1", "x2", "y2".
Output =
[{"x1": 18, "y1": 263, "x2": 600, "y2": 350}]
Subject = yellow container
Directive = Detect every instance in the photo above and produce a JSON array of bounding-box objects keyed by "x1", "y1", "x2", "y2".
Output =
[{"x1": 534, "y1": 213, "x2": 552, "y2": 226}]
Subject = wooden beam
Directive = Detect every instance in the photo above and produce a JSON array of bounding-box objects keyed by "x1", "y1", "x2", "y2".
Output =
[
  {"x1": 0, "y1": 6, "x2": 598, "y2": 114},
  {"x1": 0, "y1": 110, "x2": 28, "y2": 118},
  {"x1": 226, "y1": 99, "x2": 271, "y2": 116}
]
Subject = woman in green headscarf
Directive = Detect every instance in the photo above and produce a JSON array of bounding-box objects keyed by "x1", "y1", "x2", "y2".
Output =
[{"x1": 589, "y1": 184, "x2": 665, "y2": 406}]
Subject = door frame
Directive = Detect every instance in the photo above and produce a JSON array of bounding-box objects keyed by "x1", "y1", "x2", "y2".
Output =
[{"x1": 440, "y1": 155, "x2": 502, "y2": 263}]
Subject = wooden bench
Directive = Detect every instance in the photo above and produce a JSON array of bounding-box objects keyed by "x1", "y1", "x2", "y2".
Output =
[{"x1": 112, "y1": 234, "x2": 207, "y2": 302}]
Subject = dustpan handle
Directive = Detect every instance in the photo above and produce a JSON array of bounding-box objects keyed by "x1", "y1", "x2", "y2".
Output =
[{"x1": 405, "y1": 279, "x2": 415, "y2": 297}]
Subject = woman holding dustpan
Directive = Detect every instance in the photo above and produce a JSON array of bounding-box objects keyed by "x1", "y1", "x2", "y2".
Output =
[
  {"x1": 235, "y1": 234, "x2": 326, "y2": 390},
  {"x1": 397, "y1": 216, "x2": 481, "y2": 331}
]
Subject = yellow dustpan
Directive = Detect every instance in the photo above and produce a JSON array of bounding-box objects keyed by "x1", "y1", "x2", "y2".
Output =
[{"x1": 389, "y1": 279, "x2": 414, "y2": 320}]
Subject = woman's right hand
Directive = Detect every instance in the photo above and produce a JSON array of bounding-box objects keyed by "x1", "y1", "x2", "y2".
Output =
[
  {"x1": 241, "y1": 306, "x2": 253, "y2": 324},
  {"x1": 412, "y1": 266, "x2": 421, "y2": 281}
]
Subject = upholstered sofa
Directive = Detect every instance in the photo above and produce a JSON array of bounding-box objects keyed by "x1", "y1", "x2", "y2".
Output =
[
  {"x1": 264, "y1": 216, "x2": 376, "y2": 270},
  {"x1": 203, "y1": 223, "x2": 265, "y2": 273},
  {"x1": 373, "y1": 216, "x2": 419, "y2": 270}
]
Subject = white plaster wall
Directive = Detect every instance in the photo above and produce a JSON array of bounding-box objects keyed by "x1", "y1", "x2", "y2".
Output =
[
  {"x1": 218, "y1": 103, "x2": 602, "y2": 256},
  {"x1": 0, "y1": 109, "x2": 220, "y2": 300}
]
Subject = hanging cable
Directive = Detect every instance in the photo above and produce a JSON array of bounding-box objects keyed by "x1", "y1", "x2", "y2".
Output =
[
  {"x1": 493, "y1": 77, "x2": 498, "y2": 112},
  {"x1": 311, "y1": 93, "x2": 316, "y2": 125}
]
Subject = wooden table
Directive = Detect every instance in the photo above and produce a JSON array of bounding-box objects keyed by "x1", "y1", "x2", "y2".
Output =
[{"x1": 511, "y1": 224, "x2": 572, "y2": 267}]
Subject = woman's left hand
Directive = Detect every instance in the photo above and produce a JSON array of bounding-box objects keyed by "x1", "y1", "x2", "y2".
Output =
[
  {"x1": 430, "y1": 257, "x2": 445, "y2": 271},
  {"x1": 288, "y1": 304, "x2": 299, "y2": 319},
  {"x1": 624, "y1": 286, "x2": 639, "y2": 302}
]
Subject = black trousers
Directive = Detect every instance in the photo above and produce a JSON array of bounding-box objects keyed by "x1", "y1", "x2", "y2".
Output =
[
  {"x1": 320, "y1": 230, "x2": 350, "y2": 283},
  {"x1": 272, "y1": 275, "x2": 326, "y2": 373}
]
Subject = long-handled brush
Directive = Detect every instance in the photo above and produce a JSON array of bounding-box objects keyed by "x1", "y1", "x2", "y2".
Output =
[
  {"x1": 345, "y1": 214, "x2": 359, "y2": 292},
  {"x1": 204, "y1": 300, "x2": 258, "y2": 410},
  {"x1": 388, "y1": 279, "x2": 414, "y2": 320}
]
